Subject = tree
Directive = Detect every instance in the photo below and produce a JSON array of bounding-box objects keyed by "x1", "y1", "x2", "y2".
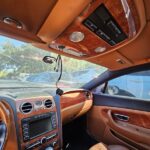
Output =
[{"x1": 0, "y1": 40, "x2": 106, "y2": 80}]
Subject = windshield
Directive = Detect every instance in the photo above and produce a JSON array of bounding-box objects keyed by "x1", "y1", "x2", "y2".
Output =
[{"x1": 0, "y1": 36, "x2": 107, "y2": 90}]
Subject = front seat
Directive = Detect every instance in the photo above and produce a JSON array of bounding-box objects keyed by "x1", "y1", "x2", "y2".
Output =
[{"x1": 89, "y1": 143, "x2": 129, "y2": 150}]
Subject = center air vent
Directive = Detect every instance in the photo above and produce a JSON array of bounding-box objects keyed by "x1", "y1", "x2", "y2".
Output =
[
  {"x1": 20, "y1": 102, "x2": 33, "y2": 114},
  {"x1": 44, "y1": 99, "x2": 53, "y2": 108}
]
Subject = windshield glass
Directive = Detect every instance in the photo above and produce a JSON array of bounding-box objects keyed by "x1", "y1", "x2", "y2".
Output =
[{"x1": 0, "y1": 36, "x2": 107, "y2": 90}]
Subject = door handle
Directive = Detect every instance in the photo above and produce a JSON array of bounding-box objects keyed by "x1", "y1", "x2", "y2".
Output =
[{"x1": 113, "y1": 113, "x2": 129, "y2": 122}]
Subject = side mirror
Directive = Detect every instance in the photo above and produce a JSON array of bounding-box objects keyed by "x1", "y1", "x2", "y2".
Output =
[{"x1": 107, "y1": 85, "x2": 119, "y2": 95}]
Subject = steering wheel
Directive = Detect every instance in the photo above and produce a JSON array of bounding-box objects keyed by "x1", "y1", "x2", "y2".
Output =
[{"x1": 0, "y1": 102, "x2": 8, "y2": 150}]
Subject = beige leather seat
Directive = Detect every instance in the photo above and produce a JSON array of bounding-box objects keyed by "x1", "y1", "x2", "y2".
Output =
[{"x1": 89, "y1": 143, "x2": 129, "y2": 150}]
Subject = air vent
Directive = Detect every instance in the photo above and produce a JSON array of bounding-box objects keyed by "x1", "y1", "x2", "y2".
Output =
[
  {"x1": 44, "y1": 99, "x2": 53, "y2": 108},
  {"x1": 20, "y1": 102, "x2": 33, "y2": 114}
]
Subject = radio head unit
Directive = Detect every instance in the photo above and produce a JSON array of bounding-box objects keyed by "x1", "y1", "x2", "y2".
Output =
[{"x1": 22, "y1": 112, "x2": 57, "y2": 142}]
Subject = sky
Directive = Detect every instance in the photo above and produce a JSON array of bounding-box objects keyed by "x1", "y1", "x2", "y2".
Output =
[{"x1": 0, "y1": 35, "x2": 24, "y2": 47}]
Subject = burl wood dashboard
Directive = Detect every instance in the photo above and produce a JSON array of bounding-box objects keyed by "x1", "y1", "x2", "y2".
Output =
[
  {"x1": 61, "y1": 90, "x2": 93, "y2": 124},
  {"x1": 0, "y1": 89, "x2": 93, "y2": 150},
  {"x1": 16, "y1": 96, "x2": 60, "y2": 150}
]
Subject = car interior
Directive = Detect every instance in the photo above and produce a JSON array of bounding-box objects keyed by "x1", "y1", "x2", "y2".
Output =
[{"x1": 0, "y1": 0, "x2": 150, "y2": 150}]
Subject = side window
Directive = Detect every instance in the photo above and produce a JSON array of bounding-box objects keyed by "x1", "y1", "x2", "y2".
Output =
[{"x1": 105, "y1": 70, "x2": 150, "y2": 100}]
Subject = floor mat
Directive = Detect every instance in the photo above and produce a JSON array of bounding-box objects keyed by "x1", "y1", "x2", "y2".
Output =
[
  {"x1": 63, "y1": 117, "x2": 97, "y2": 150},
  {"x1": 64, "y1": 131, "x2": 97, "y2": 150}
]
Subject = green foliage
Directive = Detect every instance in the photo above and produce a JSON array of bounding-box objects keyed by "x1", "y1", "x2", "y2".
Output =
[{"x1": 0, "y1": 71, "x2": 8, "y2": 78}]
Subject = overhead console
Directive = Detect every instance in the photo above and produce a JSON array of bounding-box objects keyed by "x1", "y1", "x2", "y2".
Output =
[
  {"x1": 40, "y1": 0, "x2": 141, "y2": 57},
  {"x1": 83, "y1": 4, "x2": 127, "y2": 46},
  {"x1": 0, "y1": 0, "x2": 148, "y2": 70},
  {"x1": 35, "y1": 0, "x2": 146, "y2": 70}
]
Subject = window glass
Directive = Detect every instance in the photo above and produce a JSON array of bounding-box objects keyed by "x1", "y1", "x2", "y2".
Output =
[
  {"x1": 105, "y1": 70, "x2": 150, "y2": 100},
  {"x1": 0, "y1": 35, "x2": 107, "y2": 92}
]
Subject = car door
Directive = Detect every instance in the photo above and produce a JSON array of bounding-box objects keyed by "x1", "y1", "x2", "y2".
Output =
[{"x1": 86, "y1": 65, "x2": 150, "y2": 150}]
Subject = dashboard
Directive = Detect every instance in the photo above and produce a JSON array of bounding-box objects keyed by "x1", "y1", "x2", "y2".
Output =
[{"x1": 0, "y1": 89, "x2": 92, "y2": 150}]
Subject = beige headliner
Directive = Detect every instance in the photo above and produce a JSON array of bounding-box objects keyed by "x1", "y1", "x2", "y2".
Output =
[{"x1": 0, "y1": 0, "x2": 149, "y2": 70}]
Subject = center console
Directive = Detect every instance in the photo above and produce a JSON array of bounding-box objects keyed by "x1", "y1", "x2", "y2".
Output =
[{"x1": 16, "y1": 96, "x2": 61, "y2": 150}]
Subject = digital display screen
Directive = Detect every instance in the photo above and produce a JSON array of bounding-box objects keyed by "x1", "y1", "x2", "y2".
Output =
[{"x1": 29, "y1": 117, "x2": 53, "y2": 139}]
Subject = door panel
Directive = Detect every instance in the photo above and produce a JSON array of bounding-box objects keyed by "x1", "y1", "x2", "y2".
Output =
[
  {"x1": 87, "y1": 94, "x2": 150, "y2": 150},
  {"x1": 107, "y1": 109, "x2": 150, "y2": 145}
]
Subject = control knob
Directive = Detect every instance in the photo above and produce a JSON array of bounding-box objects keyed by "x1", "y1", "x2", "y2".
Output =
[
  {"x1": 52, "y1": 141, "x2": 57, "y2": 147},
  {"x1": 41, "y1": 137, "x2": 47, "y2": 144}
]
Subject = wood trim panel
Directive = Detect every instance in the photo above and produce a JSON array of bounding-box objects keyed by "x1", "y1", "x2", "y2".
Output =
[
  {"x1": 34, "y1": 0, "x2": 147, "y2": 71},
  {"x1": 48, "y1": 0, "x2": 140, "y2": 58},
  {"x1": 61, "y1": 90, "x2": 92, "y2": 109},
  {"x1": 61, "y1": 92, "x2": 86, "y2": 109},
  {"x1": 15, "y1": 96, "x2": 60, "y2": 150},
  {"x1": 61, "y1": 90, "x2": 93, "y2": 124}
]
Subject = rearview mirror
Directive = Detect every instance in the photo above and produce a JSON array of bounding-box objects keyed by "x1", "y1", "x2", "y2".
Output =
[{"x1": 43, "y1": 56, "x2": 57, "y2": 64}]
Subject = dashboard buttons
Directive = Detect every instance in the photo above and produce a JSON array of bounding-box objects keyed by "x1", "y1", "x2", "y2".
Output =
[
  {"x1": 84, "y1": 19, "x2": 98, "y2": 32},
  {"x1": 25, "y1": 133, "x2": 58, "y2": 150},
  {"x1": 107, "y1": 20, "x2": 121, "y2": 36},
  {"x1": 83, "y1": 4, "x2": 127, "y2": 46},
  {"x1": 51, "y1": 114, "x2": 57, "y2": 129},
  {"x1": 22, "y1": 123, "x2": 30, "y2": 142},
  {"x1": 96, "y1": 29, "x2": 110, "y2": 42},
  {"x1": 51, "y1": 141, "x2": 57, "y2": 147},
  {"x1": 109, "y1": 40, "x2": 116, "y2": 46},
  {"x1": 23, "y1": 136, "x2": 30, "y2": 141},
  {"x1": 22, "y1": 123, "x2": 28, "y2": 128}
]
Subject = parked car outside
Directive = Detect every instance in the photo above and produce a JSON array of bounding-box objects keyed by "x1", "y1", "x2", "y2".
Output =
[
  {"x1": 106, "y1": 70, "x2": 150, "y2": 100},
  {"x1": 25, "y1": 71, "x2": 75, "y2": 88},
  {"x1": 71, "y1": 68, "x2": 105, "y2": 87}
]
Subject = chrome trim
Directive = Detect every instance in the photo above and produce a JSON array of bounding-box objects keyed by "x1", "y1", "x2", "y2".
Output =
[
  {"x1": 44, "y1": 99, "x2": 55, "y2": 109},
  {"x1": 113, "y1": 113, "x2": 129, "y2": 121},
  {"x1": 20, "y1": 102, "x2": 33, "y2": 114}
]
